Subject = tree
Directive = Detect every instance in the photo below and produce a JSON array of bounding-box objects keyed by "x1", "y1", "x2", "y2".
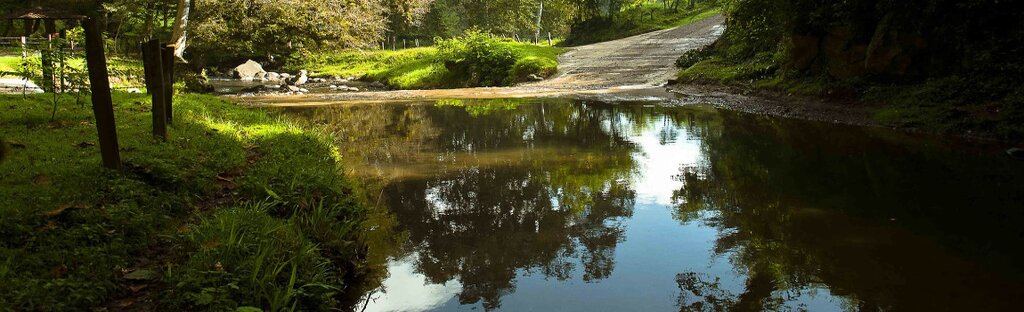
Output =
[{"x1": 170, "y1": 0, "x2": 190, "y2": 61}]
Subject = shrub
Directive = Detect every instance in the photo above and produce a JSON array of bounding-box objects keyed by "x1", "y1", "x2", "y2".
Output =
[{"x1": 435, "y1": 30, "x2": 519, "y2": 87}]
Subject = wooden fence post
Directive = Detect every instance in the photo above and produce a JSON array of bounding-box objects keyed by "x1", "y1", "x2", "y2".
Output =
[
  {"x1": 141, "y1": 40, "x2": 166, "y2": 140},
  {"x1": 83, "y1": 18, "x2": 121, "y2": 169},
  {"x1": 161, "y1": 44, "x2": 174, "y2": 125}
]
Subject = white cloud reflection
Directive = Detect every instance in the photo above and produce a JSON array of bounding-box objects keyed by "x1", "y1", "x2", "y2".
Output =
[{"x1": 362, "y1": 255, "x2": 462, "y2": 312}]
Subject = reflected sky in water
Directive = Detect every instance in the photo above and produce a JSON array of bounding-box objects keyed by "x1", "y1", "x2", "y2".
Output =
[{"x1": 282, "y1": 99, "x2": 1024, "y2": 311}]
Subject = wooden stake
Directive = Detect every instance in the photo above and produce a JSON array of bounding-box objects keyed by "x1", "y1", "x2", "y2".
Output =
[
  {"x1": 83, "y1": 18, "x2": 121, "y2": 169},
  {"x1": 141, "y1": 40, "x2": 166, "y2": 140},
  {"x1": 161, "y1": 44, "x2": 174, "y2": 125}
]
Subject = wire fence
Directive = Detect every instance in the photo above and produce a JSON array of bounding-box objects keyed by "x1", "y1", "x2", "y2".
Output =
[
  {"x1": 376, "y1": 32, "x2": 557, "y2": 51},
  {"x1": 0, "y1": 36, "x2": 146, "y2": 94}
]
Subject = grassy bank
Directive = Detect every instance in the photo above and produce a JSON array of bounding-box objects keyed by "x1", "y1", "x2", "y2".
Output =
[
  {"x1": 0, "y1": 93, "x2": 367, "y2": 310},
  {"x1": 675, "y1": 54, "x2": 1024, "y2": 141},
  {"x1": 563, "y1": 3, "x2": 720, "y2": 46},
  {"x1": 286, "y1": 41, "x2": 561, "y2": 89}
]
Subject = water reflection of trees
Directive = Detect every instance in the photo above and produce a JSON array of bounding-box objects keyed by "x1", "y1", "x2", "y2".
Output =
[
  {"x1": 671, "y1": 111, "x2": 1024, "y2": 311},
  {"x1": 290, "y1": 99, "x2": 644, "y2": 310}
]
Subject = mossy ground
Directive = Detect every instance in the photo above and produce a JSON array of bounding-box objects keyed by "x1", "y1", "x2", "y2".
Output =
[
  {"x1": 676, "y1": 56, "x2": 1024, "y2": 141},
  {"x1": 0, "y1": 92, "x2": 366, "y2": 310},
  {"x1": 286, "y1": 42, "x2": 561, "y2": 89}
]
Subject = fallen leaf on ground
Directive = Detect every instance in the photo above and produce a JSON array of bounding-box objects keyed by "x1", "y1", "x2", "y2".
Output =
[
  {"x1": 46, "y1": 203, "x2": 88, "y2": 218},
  {"x1": 32, "y1": 174, "x2": 50, "y2": 185},
  {"x1": 124, "y1": 269, "x2": 158, "y2": 281},
  {"x1": 115, "y1": 300, "x2": 134, "y2": 308}
]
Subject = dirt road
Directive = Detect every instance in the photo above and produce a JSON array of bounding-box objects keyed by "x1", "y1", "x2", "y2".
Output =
[
  {"x1": 532, "y1": 15, "x2": 725, "y2": 90},
  {"x1": 240, "y1": 15, "x2": 727, "y2": 106}
]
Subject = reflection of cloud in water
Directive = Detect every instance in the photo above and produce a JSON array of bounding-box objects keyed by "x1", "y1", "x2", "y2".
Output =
[
  {"x1": 363, "y1": 255, "x2": 462, "y2": 312},
  {"x1": 630, "y1": 121, "x2": 701, "y2": 206}
]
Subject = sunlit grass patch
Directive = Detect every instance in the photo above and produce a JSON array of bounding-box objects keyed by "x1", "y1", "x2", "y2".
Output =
[{"x1": 287, "y1": 42, "x2": 562, "y2": 89}]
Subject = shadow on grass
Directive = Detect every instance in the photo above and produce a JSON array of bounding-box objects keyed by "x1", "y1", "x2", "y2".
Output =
[{"x1": 0, "y1": 93, "x2": 367, "y2": 310}]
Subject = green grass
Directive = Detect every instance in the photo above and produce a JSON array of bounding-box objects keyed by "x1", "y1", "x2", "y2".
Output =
[
  {"x1": 0, "y1": 92, "x2": 366, "y2": 310},
  {"x1": 0, "y1": 56, "x2": 19, "y2": 74},
  {"x1": 0, "y1": 54, "x2": 144, "y2": 88},
  {"x1": 286, "y1": 42, "x2": 562, "y2": 89},
  {"x1": 563, "y1": 3, "x2": 721, "y2": 46}
]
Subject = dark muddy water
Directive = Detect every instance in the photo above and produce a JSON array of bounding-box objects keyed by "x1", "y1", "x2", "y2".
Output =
[{"x1": 280, "y1": 98, "x2": 1024, "y2": 311}]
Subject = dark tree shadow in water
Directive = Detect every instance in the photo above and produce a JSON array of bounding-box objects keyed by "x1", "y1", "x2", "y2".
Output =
[{"x1": 671, "y1": 110, "x2": 1024, "y2": 311}]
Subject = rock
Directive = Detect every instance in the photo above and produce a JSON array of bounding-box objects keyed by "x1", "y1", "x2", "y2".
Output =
[
  {"x1": 347, "y1": 87, "x2": 360, "y2": 92},
  {"x1": 293, "y1": 70, "x2": 308, "y2": 86},
  {"x1": 785, "y1": 35, "x2": 820, "y2": 71},
  {"x1": 233, "y1": 60, "x2": 267, "y2": 80},
  {"x1": 266, "y1": 72, "x2": 281, "y2": 82},
  {"x1": 822, "y1": 27, "x2": 867, "y2": 79},
  {"x1": 285, "y1": 85, "x2": 301, "y2": 92},
  {"x1": 527, "y1": 74, "x2": 544, "y2": 81},
  {"x1": 255, "y1": 72, "x2": 268, "y2": 81},
  {"x1": 126, "y1": 88, "x2": 142, "y2": 94},
  {"x1": 864, "y1": 14, "x2": 927, "y2": 77},
  {"x1": 370, "y1": 81, "x2": 386, "y2": 88},
  {"x1": 299, "y1": 88, "x2": 309, "y2": 93},
  {"x1": 240, "y1": 85, "x2": 272, "y2": 93},
  {"x1": 329, "y1": 85, "x2": 339, "y2": 90},
  {"x1": 0, "y1": 78, "x2": 44, "y2": 94},
  {"x1": 1008, "y1": 148, "x2": 1024, "y2": 159}
]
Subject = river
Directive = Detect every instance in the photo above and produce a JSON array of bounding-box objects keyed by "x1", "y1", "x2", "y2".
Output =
[{"x1": 276, "y1": 98, "x2": 1024, "y2": 311}]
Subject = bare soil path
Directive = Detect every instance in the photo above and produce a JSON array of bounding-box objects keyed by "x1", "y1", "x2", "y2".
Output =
[{"x1": 239, "y1": 15, "x2": 727, "y2": 106}]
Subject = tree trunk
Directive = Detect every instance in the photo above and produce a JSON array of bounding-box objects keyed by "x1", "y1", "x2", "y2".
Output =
[
  {"x1": 144, "y1": 4, "x2": 155, "y2": 41},
  {"x1": 170, "y1": 0, "x2": 192, "y2": 62}
]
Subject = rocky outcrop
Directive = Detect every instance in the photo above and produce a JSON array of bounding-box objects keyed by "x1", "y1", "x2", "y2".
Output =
[
  {"x1": 233, "y1": 60, "x2": 267, "y2": 81},
  {"x1": 864, "y1": 14, "x2": 927, "y2": 76},
  {"x1": 784, "y1": 35, "x2": 819, "y2": 71},
  {"x1": 782, "y1": 19, "x2": 928, "y2": 79}
]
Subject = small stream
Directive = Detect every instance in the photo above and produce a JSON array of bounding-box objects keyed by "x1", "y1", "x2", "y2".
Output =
[{"x1": 278, "y1": 98, "x2": 1024, "y2": 311}]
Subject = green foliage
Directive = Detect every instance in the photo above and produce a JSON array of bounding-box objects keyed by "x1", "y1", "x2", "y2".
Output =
[
  {"x1": 0, "y1": 93, "x2": 366, "y2": 310},
  {"x1": 436, "y1": 30, "x2": 520, "y2": 86},
  {"x1": 189, "y1": 0, "x2": 387, "y2": 67},
  {"x1": 417, "y1": 0, "x2": 579, "y2": 39},
  {"x1": 564, "y1": 1, "x2": 721, "y2": 46}
]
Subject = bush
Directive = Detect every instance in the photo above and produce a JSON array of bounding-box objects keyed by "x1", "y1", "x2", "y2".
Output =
[
  {"x1": 435, "y1": 30, "x2": 519, "y2": 87},
  {"x1": 675, "y1": 46, "x2": 714, "y2": 69}
]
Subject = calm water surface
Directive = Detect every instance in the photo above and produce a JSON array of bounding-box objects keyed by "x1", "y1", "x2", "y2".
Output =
[{"x1": 280, "y1": 98, "x2": 1024, "y2": 311}]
